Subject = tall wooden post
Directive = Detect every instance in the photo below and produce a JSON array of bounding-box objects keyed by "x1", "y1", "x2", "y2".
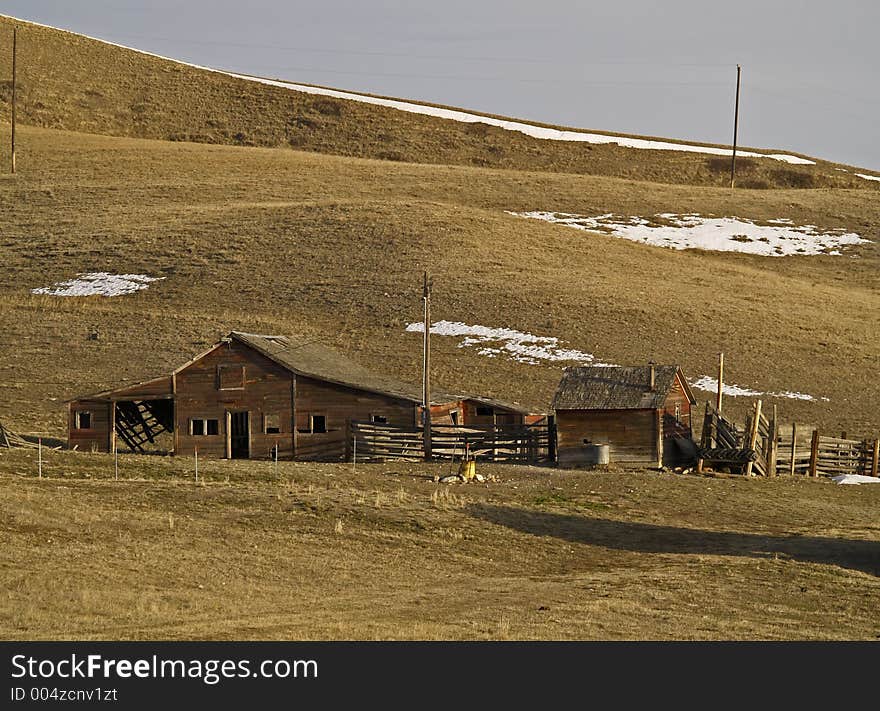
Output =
[
  {"x1": 808, "y1": 429, "x2": 820, "y2": 478},
  {"x1": 744, "y1": 399, "x2": 761, "y2": 477},
  {"x1": 730, "y1": 64, "x2": 741, "y2": 189},
  {"x1": 421, "y1": 271, "x2": 432, "y2": 461},
  {"x1": 789, "y1": 423, "x2": 797, "y2": 475},
  {"x1": 11, "y1": 26, "x2": 17, "y2": 174},
  {"x1": 715, "y1": 352, "x2": 724, "y2": 414},
  {"x1": 871, "y1": 439, "x2": 879, "y2": 478},
  {"x1": 655, "y1": 408, "x2": 663, "y2": 469},
  {"x1": 768, "y1": 404, "x2": 778, "y2": 477}
]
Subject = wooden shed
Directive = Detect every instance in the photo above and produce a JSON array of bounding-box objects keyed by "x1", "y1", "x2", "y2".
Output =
[
  {"x1": 67, "y1": 331, "x2": 461, "y2": 461},
  {"x1": 551, "y1": 364, "x2": 696, "y2": 468},
  {"x1": 428, "y1": 395, "x2": 538, "y2": 426}
]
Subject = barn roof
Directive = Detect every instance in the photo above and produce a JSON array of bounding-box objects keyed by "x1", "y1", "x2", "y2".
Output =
[
  {"x1": 551, "y1": 365, "x2": 695, "y2": 411},
  {"x1": 229, "y1": 331, "x2": 457, "y2": 405}
]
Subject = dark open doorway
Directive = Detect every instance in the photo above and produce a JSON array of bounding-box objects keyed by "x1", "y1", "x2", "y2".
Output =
[{"x1": 230, "y1": 411, "x2": 250, "y2": 459}]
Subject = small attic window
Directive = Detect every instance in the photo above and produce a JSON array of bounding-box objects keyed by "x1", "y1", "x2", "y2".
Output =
[
  {"x1": 475, "y1": 406, "x2": 493, "y2": 417},
  {"x1": 218, "y1": 364, "x2": 245, "y2": 390}
]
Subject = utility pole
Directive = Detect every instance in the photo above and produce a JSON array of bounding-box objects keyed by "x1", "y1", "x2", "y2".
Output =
[
  {"x1": 10, "y1": 26, "x2": 17, "y2": 174},
  {"x1": 730, "y1": 64, "x2": 741, "y2": 188},
  {"x1": 421, "y1": 270, "x2": 432, "y2": 461}
]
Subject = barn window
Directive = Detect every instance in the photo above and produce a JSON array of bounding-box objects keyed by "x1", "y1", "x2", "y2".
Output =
[
  {"x1": 370, "y1": 414, "x2": 388, "y2": 424},
  {"x1": 475, "y1": 406, "x2": 493, "y2": 417},
  {"x1": 310, "y1": 415, "x2": 327, "y2": 433},
  {"x1": 674, "y1": 403, "x2": 682, "y2": 422},
  {"x1": 264, "y1": 414, "x2": 281, "y2": 434},
  {"x1": 74, "y1": 410, "x2": 92, "y2": 430},
  {"x1": 191, "y1": 418, "x2": 219, "y2": 436},
  {"x1": 218, "y1": 364, "x2": 245, "y2": 390},
  {"x1": 450, "y1": 410, "x2": 460, "y2": 425}
]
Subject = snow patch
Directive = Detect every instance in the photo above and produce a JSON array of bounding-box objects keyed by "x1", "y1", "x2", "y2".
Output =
[
  {"x1": 691, "y1": 376, "x2": 828, "y2": 402},
  {"x1": 855, "y1": 173, "x2": 880, "y2": 182},
  {"x1": 832, "y1": 474, "x2": 880, "y2": 485},
  {"x1": 405, "y1": 320, "x2": 611, "y2": 365},
  {"x1": 3, "y1": 14, "x2": 818, "y2": 166},
  {"x1": 32, "y1": 272, "x2": 164, "y2": 297},
  {"x1": 508, "y1": 211, "x2": 869, "y2": 257}
]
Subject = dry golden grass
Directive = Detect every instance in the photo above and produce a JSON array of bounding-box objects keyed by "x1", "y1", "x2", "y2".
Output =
[
  {"x1": 0, "y1": 125, "x2": 877, "y2": 439},
  {"x1": 1, "y1": 450, "x2": 877, "y2": 640},
  {"x1": 1, "y1": 14, "x2": 878, "y2": 188}
]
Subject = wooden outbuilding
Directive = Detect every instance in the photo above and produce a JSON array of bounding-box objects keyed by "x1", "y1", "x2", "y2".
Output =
[
  {"x1": 552, "y1": 364, "x2": 696, "y2": 468},
  {"x1": 67, "y1": 331, "x2": 464, "y2": 461},
  {"x1": 428, "y1": 395, "x2": 538, "y2": 426}
]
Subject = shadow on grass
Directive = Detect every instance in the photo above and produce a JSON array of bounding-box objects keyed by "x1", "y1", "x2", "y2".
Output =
[{"x1": 467, "y1": 504, "x2": 880, "y2": 577}]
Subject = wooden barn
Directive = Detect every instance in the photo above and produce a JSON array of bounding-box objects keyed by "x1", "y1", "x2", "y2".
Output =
[
  {"x1": 551, "y1": 364, "x2": 697, "y2": 468},
  {"x1": 68, "y1": 331, "x2": 467, "y2": 461}
]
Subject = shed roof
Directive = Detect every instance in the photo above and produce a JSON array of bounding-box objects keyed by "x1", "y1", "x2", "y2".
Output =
[{"x1": 551, "y1": 365, "x2": 695, "y2": 411}]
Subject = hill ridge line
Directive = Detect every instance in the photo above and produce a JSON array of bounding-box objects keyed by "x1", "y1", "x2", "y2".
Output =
[{"x1": 0, "y1": 13, "x2": 821, "y2": 167}]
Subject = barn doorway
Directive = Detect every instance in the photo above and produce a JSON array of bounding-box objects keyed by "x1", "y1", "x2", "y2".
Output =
[{"x1": 229, "y1": 411, "x2": 250, "y2": 459}]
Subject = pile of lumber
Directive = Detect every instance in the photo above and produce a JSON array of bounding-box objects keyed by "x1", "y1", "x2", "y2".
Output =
[{"x1": 0, "y1": 419, "x2": 41, "y2": 449}]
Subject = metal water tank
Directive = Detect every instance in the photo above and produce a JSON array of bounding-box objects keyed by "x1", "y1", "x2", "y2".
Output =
[{"x1": 584, "y1": 442, "x2": 610, "y2": 465}]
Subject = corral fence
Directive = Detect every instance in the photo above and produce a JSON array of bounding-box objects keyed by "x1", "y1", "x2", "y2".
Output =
[
  {"x1": 349, "y1": 418, "x2": 555, "y2": 464},
  {"x1": 698, "y1": 401, "x2": 879, "y2": 478}
]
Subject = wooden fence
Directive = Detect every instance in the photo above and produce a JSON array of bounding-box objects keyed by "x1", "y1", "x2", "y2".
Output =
[
  {"x1": 350, "y1": 419, "x2": 554, "y2": 464},
  {"x1": 699, "y1": 402, "x2": 879, "y2": 478},
  {"x1": 778, "y1": 427, "x2": 879, "y2": 478}
]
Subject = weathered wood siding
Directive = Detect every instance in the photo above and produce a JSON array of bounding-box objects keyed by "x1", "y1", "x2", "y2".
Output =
[
  {"x1": 68, "y1": 399, "x2": 112, "y2": 453},
  {"x1": 294, "y1": 375, "x2": 418, "y2": 461},
  {"x1": 661, "y1": 373, "x2": 693, "y2": 437},
  {"x1": 174, "y1": 341, "x2": 293, "y2": 459},
  {"x1": 428, "y1": 401, "x2": 463, "y2": 425},
  {"x1": 556, "y1": 408, "x2": 659, "y2": 467},
  {"x1": 660, "y1": 373, "x2": 695, "y2": 465}
]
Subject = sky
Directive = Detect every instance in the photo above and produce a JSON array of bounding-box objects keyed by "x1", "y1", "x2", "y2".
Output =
[{"x1": 3, "y1": 0, "x2": 878, "y2": 170}]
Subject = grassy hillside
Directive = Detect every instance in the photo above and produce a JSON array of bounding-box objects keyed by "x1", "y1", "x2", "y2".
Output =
[
  {"x1": 1, "y1": 452, "x2": 878, "y2": 640},
  {"x1": 1, "y1": 14, "x2": 877, "y2": 189},
  {"x1": 0, "y1": 126, "x2": 877, "y2": 440}
]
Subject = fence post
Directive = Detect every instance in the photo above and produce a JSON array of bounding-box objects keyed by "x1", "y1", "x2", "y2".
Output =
[
  {"x1": 768, "y1": 404, "x2": 778, "y2": 477},
  {"x1": 808, "y1": 429, "x2": 819, "y2": 478},
  {"x1": 871, "y1": 439, "x2": 879, "y2": 478},
  {"x1": 195, "y1": 446, "x2": 199, "y2": 483},
  {"x1": 744, "y1": 399, "x2": 761, "y2": 477},
  {"x1": 38, "y1": 437, "x2": 42, "y2": 479},
  {"x1": 789, "y1": 423, "x2": 797, "y2": 475},
  {"x1": 548, "y1": 415, "x2": 557, "y2": 464}
]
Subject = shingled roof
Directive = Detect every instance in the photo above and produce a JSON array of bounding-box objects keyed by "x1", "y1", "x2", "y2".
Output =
[
  {"x1": 551, "y1": 365, "x2": 695, "y2": 410},
  {"x1": 230, "y1": 331, "x2": 457, "y2": 405}
]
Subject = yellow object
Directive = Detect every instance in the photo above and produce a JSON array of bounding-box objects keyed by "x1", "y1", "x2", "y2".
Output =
[{"x1": 458, "y1": 459, "x2": 476, "y2": 481}]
